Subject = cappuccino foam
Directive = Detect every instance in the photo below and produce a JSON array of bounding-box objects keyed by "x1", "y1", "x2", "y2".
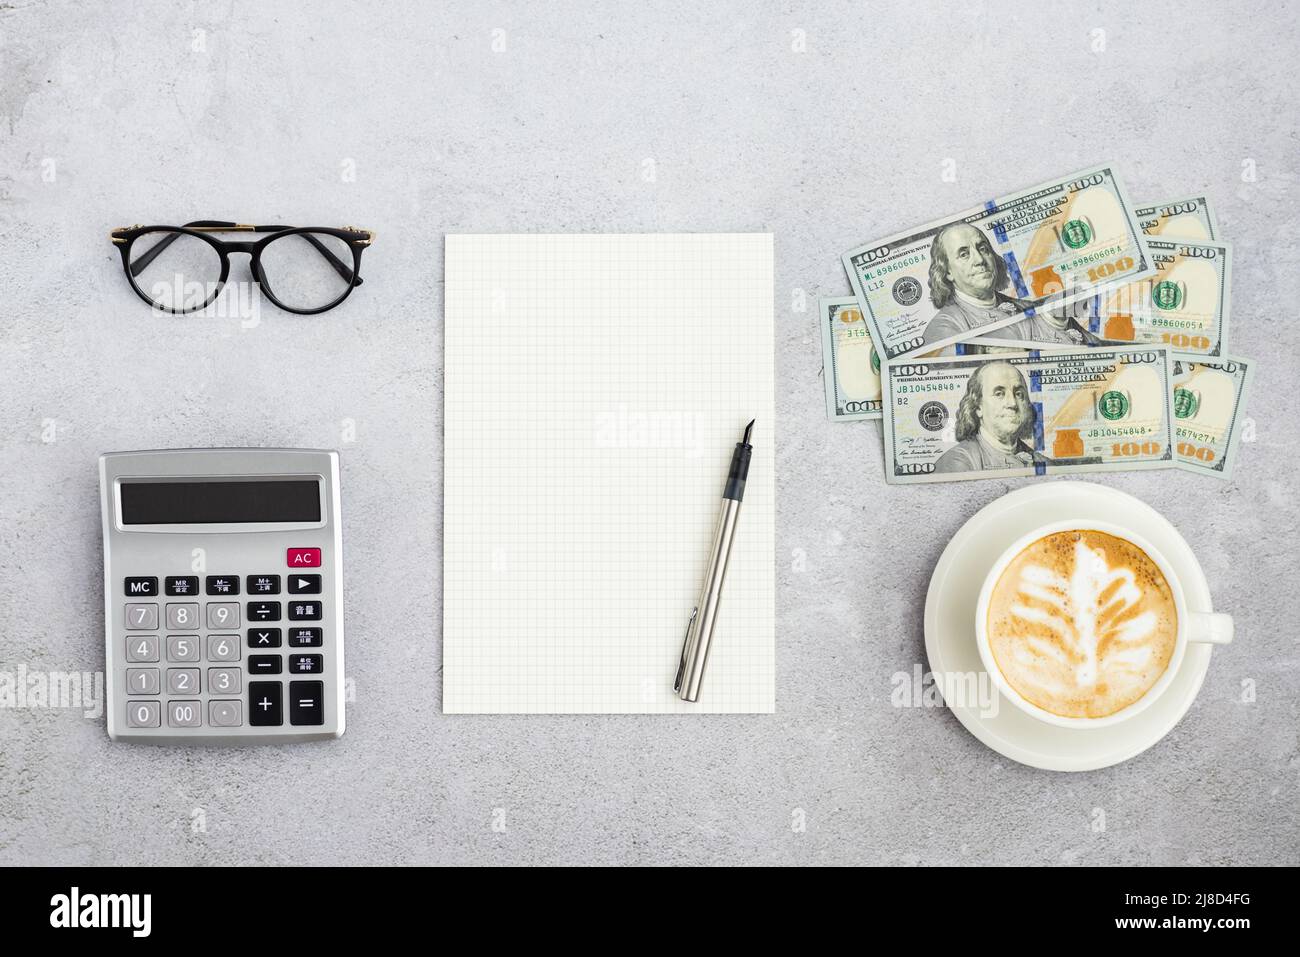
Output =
[{"x1": 986, "y1": 529, "x2": 1177, "y2": 719}]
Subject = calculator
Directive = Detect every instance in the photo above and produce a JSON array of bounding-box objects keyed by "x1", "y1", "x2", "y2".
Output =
[{"x1": 99, "y1": 448, "x2": 345, "y2": 744}]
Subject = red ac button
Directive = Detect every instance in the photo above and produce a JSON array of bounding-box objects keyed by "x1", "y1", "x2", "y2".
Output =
[{"x1": 286, "y1": 547, "x2": 321, "y2": 568}]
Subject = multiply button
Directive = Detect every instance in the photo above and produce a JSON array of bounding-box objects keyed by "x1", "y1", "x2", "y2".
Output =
[
  {"x1": 248, "y1": 682, "x2": 282, "y2": 726},
  {"x1": 288, "y1": 601, "x2": 322, "y2": 621},
  {"x1": 124, "y1": 577, "x2": 158, "y2": 597},
  {"x1": 286, "y1": 547, "x2": 321, "y2": 568},
  {"x1": 247, "y1": 574, "x2": 280, "y2": 595},
  {"x1": 248, "y1": 627, "x2": 282, "y2": 648},
  {"x1": 205, "y1": 576, "x2": 239, "y2": 596},
  {"x1": 289, "y1": 680, "x2": 324, "y2": 726}
]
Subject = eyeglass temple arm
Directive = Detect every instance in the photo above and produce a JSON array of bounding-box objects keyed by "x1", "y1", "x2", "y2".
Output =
[
  {"x1": 253, "y1": 224, "x2": 362, "y2": 285},
  {"x1": 127, "y1": 221, "x2": 363, "y2": 286}
]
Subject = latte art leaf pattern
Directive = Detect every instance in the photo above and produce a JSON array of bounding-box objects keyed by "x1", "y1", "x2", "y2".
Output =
[
  {"x1": 987, "y1": 529, "x2": 1178, "y2": 718},
  {"x1": 1010, "y1": 540, "x2": 1156, "y2": 690}
]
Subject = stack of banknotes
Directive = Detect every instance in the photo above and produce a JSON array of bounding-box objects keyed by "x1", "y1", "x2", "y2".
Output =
[{"x1": 820, "y1": 164, "x2": 1254, "y2": 483}]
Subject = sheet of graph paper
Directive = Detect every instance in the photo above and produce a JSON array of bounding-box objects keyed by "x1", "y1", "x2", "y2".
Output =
[{"x1": 442, "y1": 234, "x2": 775, "y2": 713}]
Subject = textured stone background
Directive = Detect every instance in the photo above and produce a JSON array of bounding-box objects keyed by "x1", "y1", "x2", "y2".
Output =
[{"x1": 1, "y1": 1, "x2": 1296, "y2": 865}]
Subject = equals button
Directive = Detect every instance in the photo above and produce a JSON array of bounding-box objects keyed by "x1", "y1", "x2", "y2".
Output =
[{"x1": 289, "y1": 680, "x2": 324, "y2": 726}]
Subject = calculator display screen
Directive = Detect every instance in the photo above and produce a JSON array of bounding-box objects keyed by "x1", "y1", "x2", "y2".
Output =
[{"x1": 119, "y1": 479, "x2": 322, "y2": 525}]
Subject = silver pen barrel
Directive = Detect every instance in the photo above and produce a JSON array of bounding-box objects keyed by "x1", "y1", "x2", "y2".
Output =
[
  {"x1": 674, "y1": 420, "x2": 754, "y2": 702},
  {"x1": 674, "y1": 497, "x2": 743, "y2": 701}
]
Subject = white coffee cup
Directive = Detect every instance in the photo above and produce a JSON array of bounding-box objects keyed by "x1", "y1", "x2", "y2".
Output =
[{"x1": 975, "y1": 519, "x2": 1232, "y2": 729}]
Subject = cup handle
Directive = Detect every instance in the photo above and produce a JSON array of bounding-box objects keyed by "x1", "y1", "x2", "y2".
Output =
[{"x1": 1187, "y1": 611, "x2": 1233, "y2": 645}]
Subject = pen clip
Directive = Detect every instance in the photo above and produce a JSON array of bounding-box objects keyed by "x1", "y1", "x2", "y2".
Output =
[{"x1": 673, "y1": 606, "x2": 699, "y2": 694}]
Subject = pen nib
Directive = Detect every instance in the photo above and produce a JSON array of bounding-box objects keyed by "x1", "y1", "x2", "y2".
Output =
[{"x1": 742, "y1": 419, "x2": 755, "y2": 446}]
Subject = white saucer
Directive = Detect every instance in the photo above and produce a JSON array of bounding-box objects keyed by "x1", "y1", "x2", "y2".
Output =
[{"x1": 923, "y1": 481, "x2": 1215, "y2": 772}]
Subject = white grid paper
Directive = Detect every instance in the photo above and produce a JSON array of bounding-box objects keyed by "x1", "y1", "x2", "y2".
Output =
[{"x1": 442, "y1": 234, "x2": 775, "y2": 713}]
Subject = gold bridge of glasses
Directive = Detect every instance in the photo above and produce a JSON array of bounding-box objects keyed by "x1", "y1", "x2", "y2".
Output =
[{"x1": 111, "y1": 223, "x2": 373, "y2": 245}]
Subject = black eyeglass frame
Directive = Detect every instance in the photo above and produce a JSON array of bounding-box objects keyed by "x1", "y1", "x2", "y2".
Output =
[{"x1": 109, "y1": 221, "x2": 375, "y2": 315}]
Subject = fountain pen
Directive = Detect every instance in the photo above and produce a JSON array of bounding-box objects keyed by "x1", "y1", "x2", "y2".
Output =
[{"x1": 674, "y1": 419, "x2": 754, "y2": 702}]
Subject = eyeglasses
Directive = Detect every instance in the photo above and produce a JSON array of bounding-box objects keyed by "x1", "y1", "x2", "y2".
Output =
[{"x1": 109, "y1": 221, "x2": 375, "y2": 315}]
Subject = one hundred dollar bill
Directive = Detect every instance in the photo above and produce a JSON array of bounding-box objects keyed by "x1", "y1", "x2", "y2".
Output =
[
  {"x1": 1136, "y1": 196, "x2": 1217, "y2": 240},
  {"x1": 972, "y1": 238, "x2": 1231, "y2": 357},
  {"x1": 842, "y1": 165, "x2": 1155, "y2": 361},
  {"x1": 881, "y1": 346, "x2": 1175, "y2": 483},
  {"x1": 821, "y1": 297, "x2": 882, "y2": 420},
  {"x1": 821, "y1": 297, "x2": 1032, "y2": 421},
  {"x1": 1172, "y1": 352, "x2": 1253, "y2": 479}
]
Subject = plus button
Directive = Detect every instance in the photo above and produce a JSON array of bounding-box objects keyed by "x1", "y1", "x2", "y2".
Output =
[{"x1": 248, "y1": 682, "x2": 283, "y2": 726}]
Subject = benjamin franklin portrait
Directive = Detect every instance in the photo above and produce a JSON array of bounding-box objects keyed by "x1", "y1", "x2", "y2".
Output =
[
  {"x1": 932, "y1": 361, "x2": 1053, "y2": 473},
  {"x1": 920, "y1": 223, "x2": 1030, "y2": 347}
]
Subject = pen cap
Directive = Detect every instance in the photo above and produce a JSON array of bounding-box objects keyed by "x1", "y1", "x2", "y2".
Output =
[{"x1": 722, "y1": 441, "x2": 752, "y2": 501}]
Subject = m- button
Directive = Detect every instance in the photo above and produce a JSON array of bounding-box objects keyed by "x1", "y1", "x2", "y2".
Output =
[{"x1": 286, "y1": 547, "x2": 321, "y2": 568}]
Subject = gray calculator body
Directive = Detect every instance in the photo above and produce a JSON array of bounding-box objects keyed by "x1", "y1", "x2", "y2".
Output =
[{"x1": 100, "y1": 448, "x2": 345, "y2": 744}]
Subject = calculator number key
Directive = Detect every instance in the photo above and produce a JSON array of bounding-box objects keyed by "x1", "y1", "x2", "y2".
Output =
[
  {"x1": 287, "y1": 627, "x2": 322, "y2": 648},
  {"x1": 166, "y1": 602, "x2": 200, "y2": 630},
  {"x1": 126, "y1": 668, "x2": 159, "y2": 695},
  {"x1": 247, "y1": 601, "x2": 281, "y2": 622},
  {"x1": 125, "y1": 635, "x2": 160, "y2": 662},
  {"x1": 207, "y1": 602, "x2": 240, "y2": 629},
  {"x1": 165, "y1": 576, "x2": 199, "y2": 596},
  {"x1": 249, "y1": 682, "x2": 283, "y2": 726},
  {"x1": 208, "y1": 667, "x2": 242, "y2": 695},
  {"x1": 206, "y1": 635, "x2": 241, "y2": 662},
  {"x1": 125, "y1": 603, "x2": 158, "y2": 630},
  {"x1": 288, "y1": 601, "x2": 322, "y2": 621},
  {"x1": 290, "y1": 680, "x2": 324, "y2": 726},
  {"x1": 289, "y1": 654, "x2": 323, "y2": 675},
  {"x1": 126, "y1": 700, "x2": 161, "y2": 728},
  {"x1": 166, "y1": 635, "x2": 201, "y2": 663},
  {"x1": 167, "y1": 700, "x2": 202, "y2": 728},
  {"x1": 124, "y1": 577, "x2": 158, "y2": 597},
  {"x1": 167, "y1": 668, "x2": 200, "y2": 695},
  {"x1": 248, "y1": 655, "x2": 283, "y2": 675}
]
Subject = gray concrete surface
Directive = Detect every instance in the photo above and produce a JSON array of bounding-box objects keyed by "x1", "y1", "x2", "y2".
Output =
[{"x1": 1, "y1": 1, "x2": 1297, "y2": 866}]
